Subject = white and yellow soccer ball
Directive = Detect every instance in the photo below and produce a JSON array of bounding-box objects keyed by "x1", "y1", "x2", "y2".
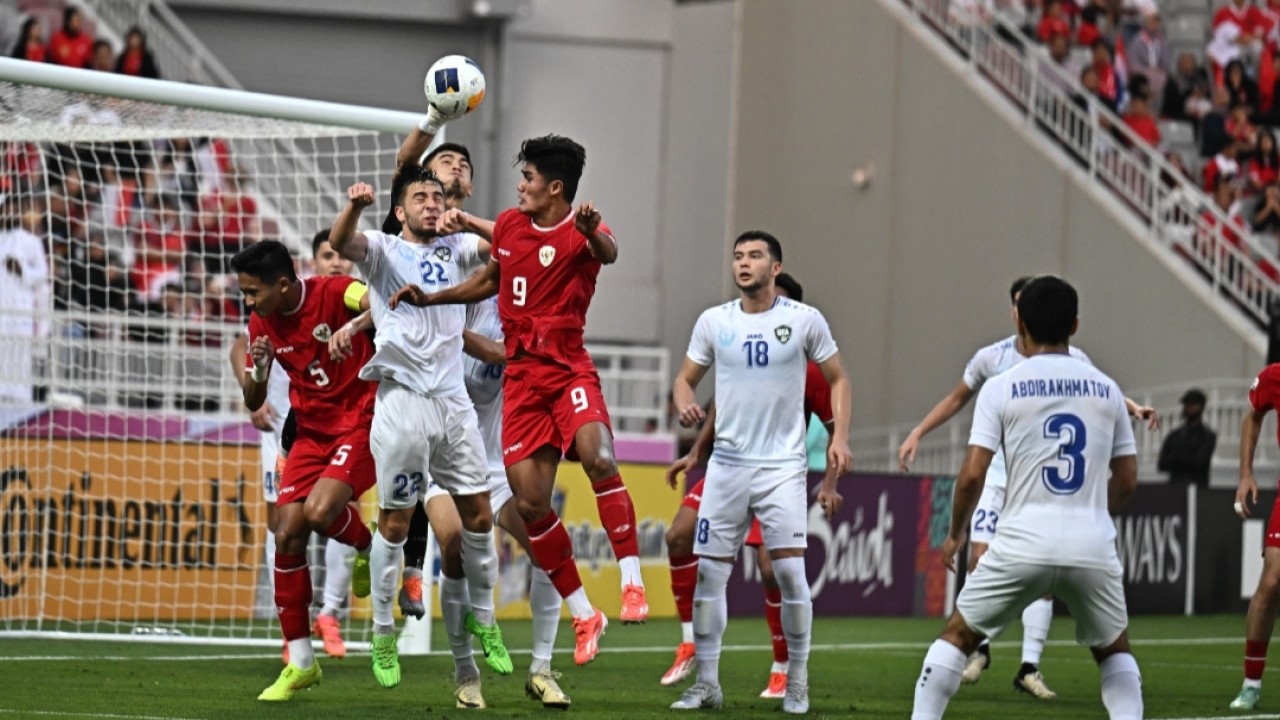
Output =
[{"x1": 424, "y1": 55, "x2": 486, "y2": 121}]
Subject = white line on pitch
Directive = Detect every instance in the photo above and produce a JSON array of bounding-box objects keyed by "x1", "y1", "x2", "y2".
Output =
[
  {"x1": 0, "y1": 710, "x2": 204, "y2": 720},
  {"x1": 1150, "y1": 715, "x2": 1280, "y2": 720}
]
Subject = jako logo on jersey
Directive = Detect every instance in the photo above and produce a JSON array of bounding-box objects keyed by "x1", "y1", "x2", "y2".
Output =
[
  {"x1": 539, "y1": 245, "x2": 556, "y2": 267},
  {"x1": 434, "y1": 246, "x2": 452, "y2": 262},
  {"x1": 774, "y1": 325, "x2": 793, "y2": 344},
  {"x1": 312, "y1": 323, "x2": 332, "y2": 342}
]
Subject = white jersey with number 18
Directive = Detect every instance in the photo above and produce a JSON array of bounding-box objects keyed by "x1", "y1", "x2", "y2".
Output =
[
  {"x1": 969, "y1": 353, "x2": 1135, "y2": 570},
  {"x1": 687, "y1": 297, "x2": 838, "y2": 472}
]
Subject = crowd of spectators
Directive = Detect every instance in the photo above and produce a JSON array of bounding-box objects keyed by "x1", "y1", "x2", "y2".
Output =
[{"x1": 10, "y1": 6, "x2": 159, "y2": 78}]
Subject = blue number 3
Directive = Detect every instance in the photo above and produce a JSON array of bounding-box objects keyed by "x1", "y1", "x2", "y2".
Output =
[{"x1": 1041, "y1": 413, "x2": 1086, "y2": 495}]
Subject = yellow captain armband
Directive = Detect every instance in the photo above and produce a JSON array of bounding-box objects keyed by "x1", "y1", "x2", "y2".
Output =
[{"x1": 343, "y1": 282, "x2": 369, "y2": 312}]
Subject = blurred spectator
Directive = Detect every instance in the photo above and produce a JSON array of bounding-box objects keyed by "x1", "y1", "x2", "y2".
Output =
[
  {"x1": 88, "y1": 40, "x2": 113, "y2": 73},
  {"x1": 1157, "y1": 388, "x2": 1217, "y2": 487},
  {"x1": 1128, "y1": 12, "x2": 1168, "y2": 101},
  {"x1": 132, "y1": 194, "x2": 186, "y2": 302},
  {"x1": 1162, "y1": 52, "x2": 1213, "y2": 126},
  {"x1": 154, "y1": 138, "x2": 203, "y2": 210},
  {"x1": 115, "y1": 27, "x2": 159, "y2": 79},
  {"x1": 1204, "y1": 140, "x2": 1244, "y2": 190},
  {"x1": 1249, "y1": 128, "x2": 1280, "y2": 191},
  {"x1": 0, "y1": 194, "x2": 51, "y2": 404},
  {"x1": 1091, "y1": 38, "x2": 1124, "y2": 110},
  {"x1": 1038, "y1": 0, "x2": 1072, "y2": 42},
  {"x1": 1078, "y1": 2, "x2": 1107, "y2": 47},
  {"x1": 1123, "y1": 76, "x2": 1161, "y2": 146},
  {"x1": 195, "y1": 170, "x2": 259, "y2": 274},
  {"x1": 1202, "y1": 85, "x2": 1234, "y2": 157},
  {"x1": 47, "y1": 6, "x2": 94, "y2": 70},
  {"x1": 1214, "y1": 0, "x2": 1267, "y2": 42},
  {"x1": 1229, "y1": 102, "x2": 1260, "y2": 149},
  {"x1": 1251, "y1": 182, "x2": 1280, "y2": 233},
  {"x1": 9, "y1": 17, "x2": 46, "y2": 62},
  {"x1": 54, "y1": 229, "x2": 131, "y2": 314},
  {"x1": 1225, "y1": 59, "x2": 1260, "y2": 110}
]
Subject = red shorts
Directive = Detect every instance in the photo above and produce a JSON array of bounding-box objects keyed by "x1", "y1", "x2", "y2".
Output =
[
  {"x1": 682, "y1": 478, "x2": 764, "y2": 547},
  {"x1": 277, "y1": 425, "x2": 375, "y2": 506},
  {"x1": 1267, "y1": 495, "x2": 1280, "y2": 549},
  {"x1": 501, "y1": 360, "x2": 613, "y2": 467}
]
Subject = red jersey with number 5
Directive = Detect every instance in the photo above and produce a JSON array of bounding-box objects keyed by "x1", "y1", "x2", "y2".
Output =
[
  {"x1": 246, "y1": 275, "x2": 375, "y2": 436},
  {"x1": 490, "y1": 208, "x2": 609, "y2": 371}
]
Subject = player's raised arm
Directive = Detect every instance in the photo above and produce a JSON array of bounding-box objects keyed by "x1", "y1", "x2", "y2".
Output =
[
  {"x1": 242, "y1": 335, "x2": 273, "y2": 412},
  {"x1": 816, "y1": 352, "x2": 853, "y2": 476},
  {"x1": 462, "y1": 328, "x2": 505, "y2": 364},
  {"x1": 1124, "y1": 397, "x2": 1161, "y2": 430},
  {"x1": 329, "y1": 183, "x2": 374, "y2": 263},
  {"x1": 439, "y1": 207, "x2": 495, "y2": 244},
  {"x1": 672, "y1": 357, "x2": 710, "y2": 429},
  {"x1": 389, "y1": 255, "x2": 500, "y2": 309},
  {"x1": 396, "y1": 104, "x2": 451, "y2": 168},
  {"x1": 899, "y1": 379, "x2": 976, "y2": 471},
  {"x1": 576, "y1": 202, "x2": 618, "y2": 264}
]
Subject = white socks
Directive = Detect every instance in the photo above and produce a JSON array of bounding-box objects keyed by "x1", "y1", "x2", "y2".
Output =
[
  {"x1": 1099, "y1": 653, "x2": 1143, "y2": 720},
  {"x1": 460, "y1": 529, "x2": 498, "y2": 626},
  {"x1": 439, "y1": 574, "x2": 479, "y2": 680},
  {"x1": 529, "y1": 567, "x2": 562, "y2": 673},
  {"x1": 369, "y1": 532, "x2": 404, "y2": 628},
  {"x1": 288, "y1": 637, "x2": 315, "y2": 670},
  {"x1": 322, "y1": 538, "x2": 357, "y2": 616},
  {"x1": 773, "y1": 556, "x2": 812, "y2": 685},
  {"x1": 681, "y1": 621, "x2": 694, "y2": 644},
  {"x1": 693, "y1": 558, "x2": 733, "y2": 688},
  {"x1": 565, "y1": 587, "x2": 594, "y2": 619},
  {"x1": 912, "y1": 640, "x2": 966, "y2": 720},
  {"x1": 1021, "y1": 598, "x2": 1053, "y2": 666},
  {"x1": 264, "y1": 529, "x2": 276, "y2": 597},
  {"x1": 619, "y1": 556, "x2": 643, "y2": 587}
]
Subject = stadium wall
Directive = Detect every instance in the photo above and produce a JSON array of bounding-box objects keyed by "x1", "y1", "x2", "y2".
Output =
[{"x1": 727, "y1": 0, "x2": 1267, "y2": 430}]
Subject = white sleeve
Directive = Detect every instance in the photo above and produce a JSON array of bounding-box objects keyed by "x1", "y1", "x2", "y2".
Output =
[
  {"x1": 356, "y1": 230, "x2": 384, "y2": 279},
  {"x1": 968, "y1": 378, "x2": 1003, "y2": 452},
  {"x1": 804, "y1": 311, "x2": 839, "y2": 364},
  {"x1": 686, "y1": 310, "x2": 716, "y2": 367},
  {"x1": 1111, "y1": 384, "x2": 1137, "y2": 458},
  {"x1": 962, "y1": 346, "x2": 994, "y2": 391},
  {"x1": 456, "y1": 233, "x2": 483, "y2": 275},
  {"x1": 1070, "y1": 346, "x2": 1093, "y2": 367}
]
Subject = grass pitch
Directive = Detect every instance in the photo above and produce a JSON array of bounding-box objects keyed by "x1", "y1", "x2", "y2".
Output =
[{"x1": 0, "y1": 615, "x2": 1267, "y2": 719}]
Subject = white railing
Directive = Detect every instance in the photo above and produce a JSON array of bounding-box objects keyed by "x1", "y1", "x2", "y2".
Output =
[
  {"x1": 897, "y1": 0, "x2": 1280, "y2": 325},
  {"x1": 4, "y1": 310, "x2": 670, "y2": 432},
  {"x1": 850, "y1": 377, "x2": 1278, "y2": 480}
]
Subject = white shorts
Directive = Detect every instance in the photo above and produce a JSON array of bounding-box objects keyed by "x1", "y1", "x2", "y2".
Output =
[
  {"x1": 970, "y1": 483, "x2": 1005, "y2": 545},
  {"x1": 260, "y1": 430, "x2": 281, "y2": 503},
  {"x1": 957, "y1": 547, "x2": 1128, "y2": 648},
  {"x1": 488, "y1": 469, "x2": 513, "y2": 515},
  {"x1": 371, "y1": 384, "x2": 489, "y2": 510},
  {"x1": 694, "y1": 458, "x2": 808, "y2": 558}
]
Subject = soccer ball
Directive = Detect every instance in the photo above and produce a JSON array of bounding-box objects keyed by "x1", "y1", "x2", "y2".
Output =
[{"x1": 424, "y1": 55, "x2": 486, "y2": 121}]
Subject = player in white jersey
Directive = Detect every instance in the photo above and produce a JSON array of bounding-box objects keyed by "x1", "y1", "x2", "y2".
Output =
[
  {"x1": 911, "y1": 275, "x2": 1142, "y2": 720},
  {"x1": 227, "y1": 229, "x2": 360, "y2": 663},
  {"x1": 897, "y1": 276, "x2": 1157, "y2": 696},
  {"x1": 670, "y1": 231, "x2": 853, "y2": 714},
  {"x1": 329, "y1": 166, "x2": 509, "y2": 703}
]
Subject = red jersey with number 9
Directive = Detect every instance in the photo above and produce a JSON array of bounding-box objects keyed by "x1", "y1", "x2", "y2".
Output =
[
  {"x1": 490, "y1": 208, "x2": 608, "y2": 371},
  {"x1": 246, "y1": 275, "x2": 375, "y2": 436}
]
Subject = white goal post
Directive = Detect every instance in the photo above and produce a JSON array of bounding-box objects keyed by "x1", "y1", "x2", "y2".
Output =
[{"x1": 0, "y1": 56, "x2": 439, "y2": 648}]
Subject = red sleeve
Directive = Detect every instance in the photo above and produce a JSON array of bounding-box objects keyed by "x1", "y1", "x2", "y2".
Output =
[
  {"x1": 491, "y1": 208, "x2": 519, "y2": 264},
  {"x1": 804, "y1": 362, "x2": 834, "y2": 424},
  {"x1": 319, "y1": 274, "x2": 361, "y2": 319},
  {"x1": 1251, "y1": 366, "x2": 1280, "y2": 412},
  {"x1": 1214, "y1": 7, "x2": 1231, "y2": 29}
]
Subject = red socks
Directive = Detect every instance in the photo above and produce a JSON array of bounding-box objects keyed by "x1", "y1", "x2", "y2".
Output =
[
  {"x1": 321, "y1": 504, "x2": 371, "y2": 550},
  {"x1": 526, "y1": 511, "x2": 584, "y2": 598},
  {"x1": 764, "y1": 586, "x2": 788, "y2": 663},
  {"x1": 669, "y1": 553, "x2": 698, "y2": 623},
  {"x1": 1247, "y1": 639, "x2": 1269, "y2": 681},
  {"x1": 274, "y1": 552, "x2": 311, "y2": 641},
  {"x1": 593, "y1": 474, "x2": 639, "y2": 560}
]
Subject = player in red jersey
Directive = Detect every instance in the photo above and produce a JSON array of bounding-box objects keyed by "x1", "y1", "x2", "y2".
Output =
[
  {"x1": 390, "y1": 134, "x2": 639, "y2": 665},
  {"x1": 232, "y1": 240, "x2": 377, "y2": 702},
  {"x1": 661, "y1": 273, "x2": 843, "y2": 697},
  {"x1": 1231, "y1": 364, "x2": 1280, "y2": 709}
]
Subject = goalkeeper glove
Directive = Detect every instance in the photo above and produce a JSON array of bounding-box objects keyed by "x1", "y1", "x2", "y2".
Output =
[{"x1": 418, "y1": 104, "x2": 449, "y2": 136}]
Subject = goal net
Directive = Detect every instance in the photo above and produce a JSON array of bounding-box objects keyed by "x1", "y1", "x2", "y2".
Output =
[{"x1": 0, "y1": 60, "x2": 416, "y2": 645}]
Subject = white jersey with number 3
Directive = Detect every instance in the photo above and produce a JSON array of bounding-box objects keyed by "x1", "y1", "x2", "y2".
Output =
[
  {"x1": 687, "y1": 297, "x2": 838, "y2": 472},
  {"x1": 356, "y1": 230, "x2": 483, "y2": 397},
  {"x1": 963, "y1": 335, "x2": 1093, "y2": 490},
  {"x1": 969, "y1": 353, "x2": 1135, "y2": 570}
]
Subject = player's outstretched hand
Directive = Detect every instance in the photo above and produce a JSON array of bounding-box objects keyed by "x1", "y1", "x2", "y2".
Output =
[
  {"x1": 817, "y1": 484, "x2": 843, "y2": 520},
  {"x1": 897, "y1": 434, "x2": 919, "y2": 472},
  {"x1": 389, "y1": 284, "x2": 430, "y2": 310},
  {"x1": 665, "y1": 453, "x2": 697, "y2": 489},
  {"x1": 574, "y1": 201, "x2": 601, "y2": 238},
  {"x1": 1236, "y1": 473, "x2": 1260, "y2": 519},
  {"x1": 1136, "y1": 405, "x2": 1160, "y2": 431},
  {"x1": 941, "y1": 531, "x2": 967, "y2": 573},
  {"x1": 348, "y1": 182, "x2": 376, "y2": 209},
  {"x1": 249, "y1": 403, "x2": 278, "y2": 432},
  {"x1": 329, "y1": 322, "x2": 358, "y2": 362},
  {"x1": 439, "y1": 207, "x2": 470, "y2": 235},
  {"x1": 828, "y1": 439, "x2": 853, "y2": 476},
  {"x1": 677, "y1": 402, "x2": 706, "y2": 428}
]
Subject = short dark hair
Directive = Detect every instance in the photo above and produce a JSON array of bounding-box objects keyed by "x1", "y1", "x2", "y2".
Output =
[
  {"x1": 391, "y1": 163, "x2": 445, "y2": 207},
  {"x1": 424, "y1": 142, "x2": 473, "y2": 180},
  {"x1": 516, "y1": 135, "x2": 586, "y2": 203},
  {"x1": 733, "y1": 230, "x2": 783, "y2": 263},
  {"x1": 311, "y1": 229, "x2": 331, "y2": 258},
  {"x1": 230, "y1": 240, "x2": 297, "y2": 283},
  {"x1": 775, "y1": 272, "x2": 803, "y2": 303},
  {"x1": 1009, "y1": 276, "x2": 1034, "y2": 303},
  {"x1": 1015, "y1": 275, "x2": 1078, "y2": 346}
]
